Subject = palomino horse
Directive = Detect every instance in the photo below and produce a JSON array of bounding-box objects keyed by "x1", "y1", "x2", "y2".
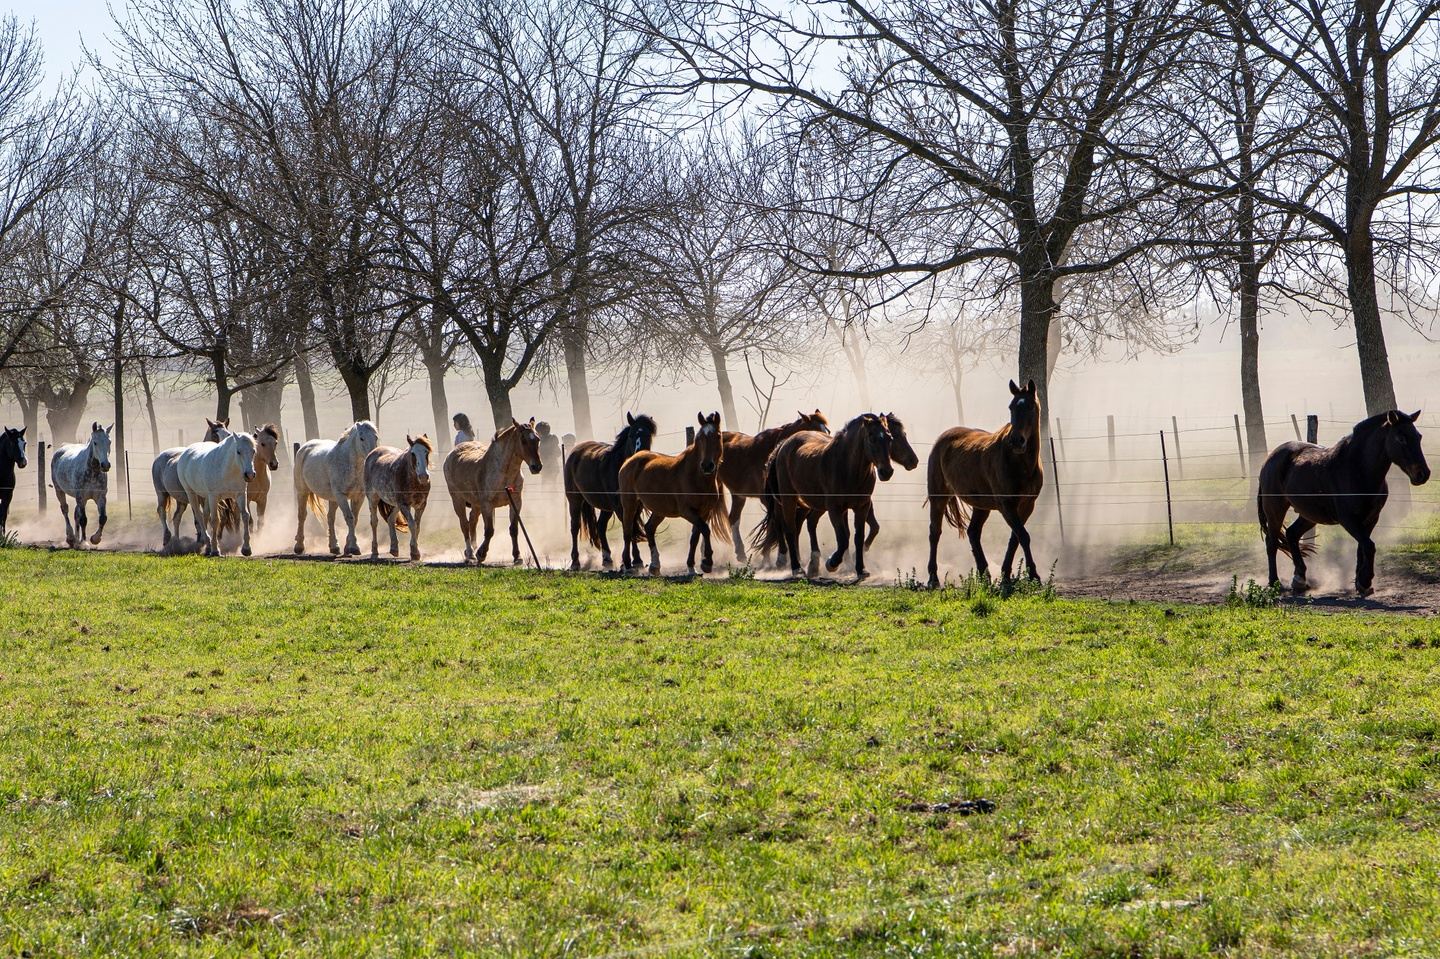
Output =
[
  {"x1": 0, "y1": 425, "x2": 28, "y2": 534},
  {"x1": 52, "y1": 423, "x2": 113, "y2": 548},
  {"x1": 442, "y1": 418, "x2": 543, "y2": 564},
  {"x1": 1259, "y1": 410, "x2": 1429, "y2": 596},
  {"x1": 926, "y1": 379, "x2": 1045, "y2": 588},
  {"x1": 564, "y1": 413, "x2": 659, "y2": 569},
  {"x1": 294, "y1": 421, "x2": 380, "y2": 556},
  {"x1": 153, "y1": 419, "x2": 232, "y2": 547},
  {"x1": 364, "y1": 434, "x2": 434, "y2": 560},
  {"x1": 178, "y1": 428, "x2": 259, "y2": 556},
  {"x1": 752, "y1": 413, "x2": 895, "y2": 580},
  {"x1": 206, "y1": 420, "x2": 280, "y2": 531},
  {"x1": 720, "y1": 409, "x2": 829, "y2": 565},
  {"x1": 619, "y1": 412, "x2": 730, "y2": 575}
]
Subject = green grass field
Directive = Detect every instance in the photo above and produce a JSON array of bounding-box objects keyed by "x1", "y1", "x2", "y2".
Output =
[{"x1": 4, "y1": 549, "x2": 1440, "y2": 957}]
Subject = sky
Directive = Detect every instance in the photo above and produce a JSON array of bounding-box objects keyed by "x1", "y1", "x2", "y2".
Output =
[{"x1": 12, "y1": 0, "x2": 110, "y2": 79}]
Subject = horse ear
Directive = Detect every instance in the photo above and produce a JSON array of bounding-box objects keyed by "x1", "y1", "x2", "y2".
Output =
[
  {"x1": 1009, "y1": 380, "x2": 1020, "y2": 395},
  {"x1": 711, "y1": 411, "x2": 720, "y2": 424},
  {"x1": 1386, "y1": 411, "x2": 1398, "y2": 426},
  {"x1": 797, "y1": 410, "x2": 805, "y2": 420},
  {"x1": 1027, "y1": 379, "x2": 1036, "y2": 393},
  {"x1": 18, "y1": 426, "x2": 25, "y2": 435},
  {"x1": 223, "y1": 418, "x2": 230, "y2": 427},
  {"x1": 697, "y1": 412, "x2": 706, "y2": 426},
  {"x1": 105, "y1": 423, "x2": 114, "y2": 434},
  {"x1": 626, "y1": 412, "x2": 635, "y2": 425},
  {"x1": 1410, "y1": 410, "x2": 1422, "y2": 423},
  {"x1": 407, "y1": 434, "x2": 414, "y2": 446},
  {"x1": 528, "y1": 416, "x2": 536, "y2": 427}
]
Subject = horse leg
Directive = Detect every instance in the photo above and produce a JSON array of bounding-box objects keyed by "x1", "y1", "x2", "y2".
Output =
[
  {"x1": 1285, "y1": 516, "x2": 1316, "y2": 593},
  {"x1": 388, "y1": 503, "x2": 401, "y2": 558},
  {"x1": 779, "y1": 499, "x2": 803, "y2": 578},
  {"x1": 509, "y1": 495, "x2": 522, "y2": 565},
  {"x1": 825, "y1": 507, "x2": 850, "y2": 574},
  {"x1": 239, "y1": 496, "x2": 253, "y2": 557},
  {"x1": 686, "y1": 519, "x2": 702, "y2": 573},
  {"x1": 294, "y1": 485, "x2": 308, "y2": 555},
  {"x1": 91, "y1": 495, "x2": 107, "y2": 547},
  {"x1": 597, "y1": 508, "x2": 616, "y2": 567},
  {"x1": 477, "y1": 506, "x2": 495, "y2": 564},
  {"x1": 644, "y1": 512, "x2": 664, "y2": 575},
  {"x1": 852, "y1": 503, "x2": 871, "y2": 581},
  {"x1": 254, "y1": 491, "x2": 266, "y2": 535},
  {"x1": 700, "y1": 516, "x2": 715, "y2": 574},
  {"x1": 325, "y1": 500, "x2": 340, "y2": 555},
  {"x1": 451, "y1": 498, "x2": 473, "y2": 563},
  {"x1": 157, "y1": 492, "x2": 171, "y2": 546},
  {"x1": 998, "y1": 508, "x2": 1037, "y2": 582},
  {"x1": 967, "y1": 508, "x2": 992, "y2": 579},
  {"x1": 340, "y1": 495, "x2": 362, "y2": 556},
  {"x1": 728, "y1": 494, "x2": 748, "y2": 565},
  {"x1": 864, "y1": 511, "x2": 880, "y2": 549},
  {"x1": 57, "y1": 489, "x2": 75, "y2": 547},
  {"x1": 926, "y1": 496, "x2": 948, "y2": 589},
  {"x1": 369, "y1": 495, "x2": 382, "y2": 559},
  {"x1": 1339, "y1": 514, "x2": 1378, "y2": 597},
  {"x1": 804, "y1": 508, "x2": 822, "y2": 577},
  {"x1": 567, "y1": 495, "x2": 583, "y2": 570},
  {"x1": 403, "y1": 504, "x2": 420, "y2": 561}
]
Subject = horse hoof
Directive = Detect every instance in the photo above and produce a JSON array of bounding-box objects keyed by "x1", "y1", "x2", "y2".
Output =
[
  {"x1": 601, "y1": 556, "x2": 614, "y2": 568},
  {"x1": 791, "y1": 567, "x2": 805, "y2": 580},
  {"x1": 345, "y1": 545, "x2": 360, "y2": 557},
  {"x1": 90, "y1": 534, "x2": 102, "y2": 545},
  {"x1": 294, "y1": 544, "x2": 304, "y2": 555},
  {"x1": 1357, "y1": 585, "x2": 1375, "y2": 598},
  {"x1": 855, "y1": 569, "x2": 869, "y2": 582},
  {"x1": 513, "y1": 556, "x2": 522, "y2": 566},
  {"x1": 825, "y1": 557, "x2": 842, "y2": 573},
  {"x1": 329, "y1": 546, "x2": 341, "y2": 556},
  {"x1": 1290, "y1": 576, "x2": 1310, "y2": 594},
  {"x1": 410, "y1": 551, "x2": 421, "y2": 562},
  {"x1": 242, "y1": 546, "x2": 252, "y2": 557},
  {"x1": 389, "y1": 547, "x2": 399, "y2": 557},
  {"x1": 927, "y1": 577, "x2": 940, "y2": 590},
  {"x1": 648, "y1": 563, "x2": 661, "y2": 575},
  {"x1": 701, "y1": 558, "x2": 713, "y2": 574}
]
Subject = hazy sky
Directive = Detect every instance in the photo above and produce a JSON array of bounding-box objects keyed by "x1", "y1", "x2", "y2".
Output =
[{"x1": 13, "y1": 0, "x2": 111, "y2": 78}]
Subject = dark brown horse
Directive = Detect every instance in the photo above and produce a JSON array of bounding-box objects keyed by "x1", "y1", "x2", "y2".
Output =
[
  {"x1": 0, "y1": 426, "x2": 27, "y2": 534},
  {"x1": 564, "y1": 413, "x2": 659, "y2": 569},
  {"x1": 860, "y1": 412, "x2": 920, "y2": 548},
  {"x1": 619, "y1": 412, "x2": 730, "y2": 574},
  {"x1": 752, "y1": 413, "x2": 895, "y2": 580},
  {"x1": 926, "y1": 380, "x2": 1045, "y2": 588},
  {"x1": 1259, "y1": 410, "x2": 1429, "y2": 596},
  {"x1": 721, "y1": 409, "x2": 830, "y2": 564}
]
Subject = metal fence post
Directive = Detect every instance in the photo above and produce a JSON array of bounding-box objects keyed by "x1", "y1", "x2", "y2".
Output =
[
  {"x1": 1233, "y1": 413, "x2": 1246, "y2": 476},
  {"x1": 1049, "y1": 435, "x2": 1064, "y2": 545},
  {"x1": 1159, "y1": 431, "x2": 1174, "y2": 546}
]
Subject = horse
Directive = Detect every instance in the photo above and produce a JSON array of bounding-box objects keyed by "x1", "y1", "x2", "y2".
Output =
[
  {"x1": 177, "y1": 428, "x2": 259, "y2": 556},
  {"x1": 206, "y1": 420, "x2": 280, "y2": 531},
  {"x1": 0, "y1": 426, "x2": 28, "y2": 534},
  {"x1": 1259, "y1": 409, "x2": 1429, "y2": 597},
  {"x1": 442, "y1": 418, "x2": 543, "y2": 564},
  {"x1": 153, "y1": 419, "x2": 232, "y2": 547},
  {"x1": 619, "y1": 411, "x2": 730, "y2": 575},
  {"x1": 859, "y1": 412, "x2": 920, "y2": 549},
  {"x1": 564, "y1": 412, "x2": 659, "y2": 569},
  {"x1": 720, "y1": 409, "x2": 830, "y2": 565},
  {"x1": 294, "y1": 421, "x2": 380, "y2": 556},
  {"x1": 51, "y1": 423, "x2": 113, "y2": 549},
  {"x1": 364, "y1": 434, "x2": 434, "y2": 561},
  {"x1": 925, "y1": 379, "x2": 1045, "y2": 588},
  {"x1": 751, "y1": 413, "x2": 895, "y2": 580}
]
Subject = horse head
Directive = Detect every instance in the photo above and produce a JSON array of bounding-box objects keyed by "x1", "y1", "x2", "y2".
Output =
[
  {"x1": 204, "y1": 418, "x2": 232, "y2": 442},
  {"x1": 797, "y1": 409, "x2": 831, "y2": 435},
  {"x1": 407, "y1": 434, "x2": 434, "y2": 484},
  {"x1": 513, "y1": 418, "x2": 543, "y2": 474},
  {"x1": 1383, "y1": 410, "x2": 1430, "y2": 486},
  {"x1": 349, "y1": 421, "x2": 380, "y2": 456},
  {"x1": 1, "y1": 426, "x2": 26, "y2": 469},
  {"x1": 621, "y1": 412, "x2": 659, "y2": 456},
  {"x1": 254, "y1": 425, "x2": 281, "y2": 471},
  {"x1": 858, "y1": 414, "x2": 894, "y2": 481},
  {"x1": 232, "y1": 430, "x2": 258, "y2": 482},
  {"x1": 1007, "y1": 379, "x2": 1041, "y2": 454},
  {"x1": 88, "y1": 422, "x2": 113, "y2": 473},
  {"x1": 694, "y1": 411, "x2": 723, "y2": 475},
  {"x1": 881, "y1": 412, "x2": 919, "y2": 470}
]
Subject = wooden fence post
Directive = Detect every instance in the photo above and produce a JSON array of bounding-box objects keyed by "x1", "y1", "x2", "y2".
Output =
[
  {"x1": 1171, "y1": 416, "x2": 1183, "y2": 479},
  {"x1": 125, "y1": 451, "x2": 133, "y2": 520},
  {"x1": 37, "y1": 441, "x2": 46, "y2": 511},
  {"x1": 1106, "y1": 415, "x2": 1116, "y2": 472},
  {"x1": 1159, "y1": 431, "x2": 1174, "y2": 547},
  {"x1": 1049, "y1": 435, "x2": 1064, "y2": 545},
  {"x1": 1291, "y1": 414, "x2": 1301, "y2": 441},
  {"x1": 1306, "y1": 415, "x2": 1318, "y2": 444},
  {"x1": 684, "y1": 426, "x2": 695, "y2": 446}
]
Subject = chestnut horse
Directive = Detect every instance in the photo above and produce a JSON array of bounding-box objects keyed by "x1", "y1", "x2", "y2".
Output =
[
  {"x1": 365, "y1": 434, "x2": 434, "y2": 560},
  {"x1": 443, "y1": 418, "x2": 543, "y2": 564},
  {"x1": 1259, "y1": 409, "x2": 1429, "y2": 596},
  {"x1": 751, "y1": 413, "x2": 895, "y2": 580},
  {"x1": 619, "y1": 412, "x2": 730, "y2": 575},
  {"x1": 926, "y1": 379, "x2": 1044, "y2": 588},
  {"x1": 720, "y1": 409, "x2": 830, "y2": 564},
  {"x1": 564, "y1": 412, "x2": 659, "y2": 569}
]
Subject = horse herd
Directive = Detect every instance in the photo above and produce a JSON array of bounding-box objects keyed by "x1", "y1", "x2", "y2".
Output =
[{"x1": 0, "y1": 380, "x2": 1430, "y2": 597}]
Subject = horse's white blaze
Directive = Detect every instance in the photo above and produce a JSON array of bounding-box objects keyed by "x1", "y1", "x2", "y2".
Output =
[{"x1": 412, "y1": 440, "x2": 431, "y2": 479}]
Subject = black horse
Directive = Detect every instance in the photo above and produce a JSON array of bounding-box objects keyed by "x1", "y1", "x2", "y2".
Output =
[
  {"x1": 0, "y1": 426, "x2": 28, "y2": 534},
  {"x1": 564, "y1": 413, "x2": 659, "y2": 569},
  {"x1": 1259, "y1": 410, "x2": 1429, "y2": 596}
]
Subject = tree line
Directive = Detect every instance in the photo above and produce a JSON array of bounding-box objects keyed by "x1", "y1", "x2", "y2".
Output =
[{"x1": 1, "y1": 0, "x2": 1437, "y2": 467}]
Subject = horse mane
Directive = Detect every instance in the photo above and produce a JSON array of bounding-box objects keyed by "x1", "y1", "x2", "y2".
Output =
[
  {"x1": 603, "y1": 415, "x2": 657, "y2": 467},
  {"x1": 339, "y1": 420, "x2": 375, "y2": 444},
  {"x1": 411, "y1": 434, "x2": 434, "y2": 454},
  {"x1": 257, "y1": 423, "x2": 280, "y2": 440}
]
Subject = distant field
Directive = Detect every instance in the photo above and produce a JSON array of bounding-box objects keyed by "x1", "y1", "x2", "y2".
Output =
[{"x1": 4, "y1": 549, "x2": 1440, "y2": 957}]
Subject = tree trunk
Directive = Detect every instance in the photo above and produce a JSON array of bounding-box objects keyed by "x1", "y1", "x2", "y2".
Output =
[
  {"x1": 12, "y1": 388, "x2": 39, "y2": 441},
  {"x1": 480, "y1": 354, "x2": 514, "y2": 431},
  {"x1": 112, "y1": 346, "x2": 125, "y2": 494},
  {"x1": 1017, "y1": 269, "x2": 1056, "y2": 434},
  {"x1": 336, "y1": 363, "x2": 372, "y2": 423},
  {"x1": 424, "y1": 359, "x2": 451, "y2": 453},
  {"x1": 137, "y1": 364, "x2": 160, "y2": 454},
  {"x1": 241, "y1": 376, "x2": 287, "y2": 461},
  {"x1": 215, "y1": 381, "x2": 235, "y2": 422},
  {"x1": 1238, "y1": 260, "x2": 1267, "y2": 468},
  {"x1": 1346, "y1": 229, "x2": 1398, "y2": 415},
  {"x1": 294, "y1": 351, "x2": 321, "y2": 440},
  {"x1": 949, "y1": 369, "x2": 965, "y2": 424},
  {"x1": 708, "y1": 344, "x2": 739, "y2": 431},
  {"x1": 562, "y1": 325, "x2": 594, "y2": 440},
  {"x1": 45, "y1": 381, "x2": 93, "y2": 444}
]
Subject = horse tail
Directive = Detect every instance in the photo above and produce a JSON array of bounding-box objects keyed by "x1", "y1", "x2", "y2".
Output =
[
  {"x1": 708, "y1": 489, "x2": 732, "y2": 545},
  {"x1": 378, "y1": 500, "x2": 409, "y2": 531},
  {"x1": 217, "y1": 497, "x2": 239, "y2": 537},
  {"x1": 1257, "y1": 453, "x2": 1315, "y2": 560},
  {"x1": 926, "y1": 444, "x2": 968, "y2": 535},
  {"x1": 578, "y1": 501, "x2": 605, "y2": 549},
  {"x1": 749, "y1": 454, "x2": 786, "y2": 556}
]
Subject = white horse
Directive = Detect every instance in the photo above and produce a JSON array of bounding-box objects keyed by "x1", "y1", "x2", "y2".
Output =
[
  {"x1": 153, "y1": 419, "x2": 231, "y2": 547},
  {"x1": 294, "y1": 421, "x2": 379, "y2": 556},
  {"x1": 177, "y1": 429, "x2": 259, "y2": 557},
  {"x1": 52, "y1": 422, "x2": 113, "y2": 548}
]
